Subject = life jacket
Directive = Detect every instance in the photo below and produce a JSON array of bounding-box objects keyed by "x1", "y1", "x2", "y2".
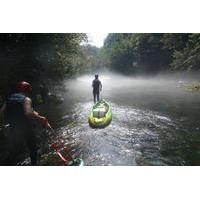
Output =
[
  {"x1": 92, "y1": 79, "x2": 101, "y2": 91},
  {"x1": 5, "y1": 93, "x2": 28, "y2": 125}
]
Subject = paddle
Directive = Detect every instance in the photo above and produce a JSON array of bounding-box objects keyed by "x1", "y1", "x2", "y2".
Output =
[
  {"x1": 47, "y1": 126, "x2": 75, "y2": 165},
  {"x1": 51, "y1": 142, "x2": 68, "y2": 165}
]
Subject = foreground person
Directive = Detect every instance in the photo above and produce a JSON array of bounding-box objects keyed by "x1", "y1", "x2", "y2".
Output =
[
  {"x1": 92, "y1": 74, "x2": 102, "y2": 103},
  {"x1": 0, "y1": 81, "x2": 51, "y2": 165}
]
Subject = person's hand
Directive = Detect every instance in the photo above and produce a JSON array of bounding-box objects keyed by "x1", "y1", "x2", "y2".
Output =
[
  {"x1": 34, "y1": 111, "x2": 39, "y2": 115},
  {"x1": 40, "y1": 117, "x2": 49, "y2": 127},
  {"x1": 40, "y1": 117, "x2": 55, "y2": 136}
]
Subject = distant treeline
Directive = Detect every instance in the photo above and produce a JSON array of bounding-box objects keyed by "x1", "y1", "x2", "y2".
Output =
[
  {"x1": 1, "y1": 33, "x2": 200, "y2": 96},
  {"x1": 0, "y1": 33, "x2": 87, "y2": 96},
  {"x1": 100, "y1": 33, "x2": 200, "y2": 74}
]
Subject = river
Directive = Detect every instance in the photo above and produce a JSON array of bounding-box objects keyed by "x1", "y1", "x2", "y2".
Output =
[{"x1": 21, "y1": 73, "x2": 200, "y2": 166}]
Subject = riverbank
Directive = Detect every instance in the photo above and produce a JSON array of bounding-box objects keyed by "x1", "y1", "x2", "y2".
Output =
[{"x1": 184, "y1": 82, "x2": 200, "y2": 92}]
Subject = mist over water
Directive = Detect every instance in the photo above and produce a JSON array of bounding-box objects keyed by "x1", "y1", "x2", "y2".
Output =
[{"x1": 45, "y1": 72, "x2": 200, "y2": 165}]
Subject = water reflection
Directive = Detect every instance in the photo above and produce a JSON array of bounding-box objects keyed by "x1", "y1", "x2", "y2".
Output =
[{"x1": 23, "y1": 73, "x2": 200, "y2": 165}]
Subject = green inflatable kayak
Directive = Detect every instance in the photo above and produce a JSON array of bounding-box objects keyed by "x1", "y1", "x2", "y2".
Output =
[{"x1": 88, "y1": 99, "x2": 112, "y2": 128}]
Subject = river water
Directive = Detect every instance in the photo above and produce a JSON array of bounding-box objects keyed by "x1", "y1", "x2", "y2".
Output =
[{"x1": 36, "y1": 74, "x2": 200, "y2": 165}]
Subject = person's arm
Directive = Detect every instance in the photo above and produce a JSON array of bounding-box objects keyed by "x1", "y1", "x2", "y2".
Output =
[
  {"x1": 92, "y1": 80, "x2": 94, "y2": 88},
  {"x1": 23, "y1": 97, "x2": 51, "y2": 128},
  {"x1": 99, "y1": 81, "x2": 102, "y2": 91}
]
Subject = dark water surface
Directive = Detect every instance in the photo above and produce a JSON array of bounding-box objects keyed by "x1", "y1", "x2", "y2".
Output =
[{"x1": 33, "y1": 74, "x2": 200, "y2": 165}]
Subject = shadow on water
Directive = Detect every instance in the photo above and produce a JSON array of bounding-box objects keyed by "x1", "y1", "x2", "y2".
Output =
[{"x1": 20, "y1": 73, "x2": 200, "y2": 165}]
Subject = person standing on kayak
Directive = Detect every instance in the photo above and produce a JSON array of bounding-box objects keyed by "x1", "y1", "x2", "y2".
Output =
[
  {"x1": 92, "y1": 74, "x2": 102, "y2": 103},
  {"x1": 0, "y1": 81, "x2": 51, "y2": 165}
]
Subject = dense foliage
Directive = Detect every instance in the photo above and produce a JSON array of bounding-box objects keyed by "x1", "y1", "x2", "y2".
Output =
[
  {"x1": 0, "y1": 33, "x2": 87, "y2": 95},
  {"x1": 100, "y1": 33, "x2": 200, "y2": 74},
  {"x1": 77, "y1": 44, "x2": 103, "y2": 74},
  {"x1": 1, "y1": 33, "x2": 200, "y2": 96}
]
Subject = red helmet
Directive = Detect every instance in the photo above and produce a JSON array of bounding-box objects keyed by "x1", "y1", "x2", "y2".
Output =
[{"x1": 16, "y1": 81, "x2": 32, "y2": 93}]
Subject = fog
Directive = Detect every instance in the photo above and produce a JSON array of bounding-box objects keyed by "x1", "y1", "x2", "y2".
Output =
[
  {"x1": 50, "y1": 72, "x2": 200, "y2": 165},
  {"x1": 63, "y1": 72, "x2": 200, "y2": 115}
]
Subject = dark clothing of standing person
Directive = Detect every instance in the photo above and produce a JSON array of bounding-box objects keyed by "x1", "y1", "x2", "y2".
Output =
[
  {"x1": 92, "y1": 75, "x2": 102, "y2": 103},
  {"x1": 0, "y1": 81, "x2": 51, "y2": 165},
  {"x1": 5, "y1": 93, "x2": 38, "y2": 165}
]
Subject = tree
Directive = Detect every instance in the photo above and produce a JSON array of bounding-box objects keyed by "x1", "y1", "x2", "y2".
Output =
[
  {"x1": 170, "y1": 34, "x2": 200, "y2": 70},
  {"x1": 0, "y1": 33, "x2": 87, "y2": 95},
  {"x1": 101, "y1": 33, "x2": 171, "y2": 74}
]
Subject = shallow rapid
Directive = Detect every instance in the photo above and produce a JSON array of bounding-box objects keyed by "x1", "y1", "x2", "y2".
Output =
[{"x1": 38, "y1": 74, "x2": 200, "y2": 165}]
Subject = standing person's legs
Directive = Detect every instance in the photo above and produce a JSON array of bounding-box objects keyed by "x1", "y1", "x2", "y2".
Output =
[
  {"x1": 93, "y1": 91, "x2": 96, "y2": 103},
  {"x1": 97, "y1": 91, "x2": 100, "y2": 102},
  {"x1": 6, "y1": 127, "x2": 24, "y2": 165},
  {"x1": 25, "y1": 130, "x2": 38, "y2": 166}
]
